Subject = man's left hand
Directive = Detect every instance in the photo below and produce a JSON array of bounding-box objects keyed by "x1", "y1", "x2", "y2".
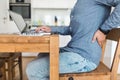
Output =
[{"x1": 92, "y1": 30, "x2": 106, "y2": 47}]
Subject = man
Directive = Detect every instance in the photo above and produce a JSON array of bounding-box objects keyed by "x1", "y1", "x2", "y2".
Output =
[{"x1": 26, "y1": 0, "x2": 120, "y2": 80}]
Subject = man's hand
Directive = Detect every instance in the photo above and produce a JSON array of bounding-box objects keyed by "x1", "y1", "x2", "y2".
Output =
[
  {"x1": 35, "y1": 26, "x2": 51, "y2": 33},
  {"x1": 92, "y1": 30, "x2": 106, "y2": 47}
]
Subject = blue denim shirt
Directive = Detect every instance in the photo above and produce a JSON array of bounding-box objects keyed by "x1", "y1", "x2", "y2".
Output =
[{"x1": 50, "y1": 0, "x2": 120, "y2": 65}]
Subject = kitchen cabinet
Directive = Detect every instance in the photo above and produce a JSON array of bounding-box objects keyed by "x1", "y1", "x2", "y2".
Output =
[
  {"x1": 31, "y1": 0, "x2": 76, "y2": 9},
  {"x1": 31, "y1": 0, "x2": 77, "y2": 26}
]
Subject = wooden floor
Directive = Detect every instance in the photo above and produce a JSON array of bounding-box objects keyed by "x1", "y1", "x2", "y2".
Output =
[{"x1": 14, "y1": 57, "x2": 120, "y2": 80}]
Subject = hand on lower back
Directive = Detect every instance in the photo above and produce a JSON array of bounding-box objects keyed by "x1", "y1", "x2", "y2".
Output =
[{"x1": 92, "y1": 30, "x2": 106, "y2": 47}]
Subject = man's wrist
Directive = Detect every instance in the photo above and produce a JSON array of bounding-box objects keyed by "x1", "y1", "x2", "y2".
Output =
[{"x1": 99, "y1": 28, "x2": 110, "y2": 35}]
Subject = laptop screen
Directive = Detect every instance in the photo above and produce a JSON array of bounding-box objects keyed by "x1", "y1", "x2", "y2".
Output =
[{"x1": 9, "y1": 10, "x2": 27, "y2": 33}]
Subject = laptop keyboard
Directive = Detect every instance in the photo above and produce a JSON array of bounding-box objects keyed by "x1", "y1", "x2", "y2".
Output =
[{"x1": 21, "y1": 31, "x2": 51, "y2": 36}]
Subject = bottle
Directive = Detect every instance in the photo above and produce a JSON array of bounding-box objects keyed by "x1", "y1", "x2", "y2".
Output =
[
  {"x1": 54, "y1": 16, "x2": 58, "y2": 26},
  {"x1": 38, "y1": 20, "x2": 42, "y2": 26}
]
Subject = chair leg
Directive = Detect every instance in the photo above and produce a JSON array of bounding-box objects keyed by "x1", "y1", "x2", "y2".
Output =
[
  {"x1": 8, "y1": 60, "x2": 13, "y2": 80},
  {"x1": 2, "y1": 63, "x2": 6, "y2": 80},
  {"x1": 0, "y1": 64, "x2": 6, "y2": 80},
  {"x1": 11, "y1": 60, "x2": 15, "y2": 80},
  {"x1": 19, "y1": 54, "x2": 23, "y2": 80}
]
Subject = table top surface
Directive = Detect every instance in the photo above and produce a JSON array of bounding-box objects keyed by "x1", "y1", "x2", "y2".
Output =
[{"x1": 0, "y1": 34, "x2": 58, "y2": 43}]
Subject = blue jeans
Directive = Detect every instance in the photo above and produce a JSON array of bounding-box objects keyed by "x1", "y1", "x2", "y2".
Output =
[{"x1": 26, "y1": 52, "x2": 97, "y2": 80}]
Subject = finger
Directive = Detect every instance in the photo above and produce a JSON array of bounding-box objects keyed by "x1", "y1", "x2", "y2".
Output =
[
  {"x1": 100, "y1": 40, "x2": 105, "y2": 47},
  {"x1": 35, "y1": 28, "x2": 41, "y2": 32},
  {"x1": 98, "y1": 41, "x2": 102, "y2": 47},
  {"x1": 97, "y1": 38, "x2": 103, "y2": 47},
  {"x1": 35, "y1": 27, "x2": 45, "y2": 32},
  {"x1": 101, "y1": 42, "x2": 104, "y2": 47},
  {"x1": 35, "y1": 29, "x2": 39, "y2": 32},
  {"x1": 39, "y1": 28, "x2": 45, "y2": 32},
  {"x1": 92, "y1": 34, "x2": 97, "y2": 43},
  {"x1": 35, "y1": 27, "x2": 41, "y2": 31}
]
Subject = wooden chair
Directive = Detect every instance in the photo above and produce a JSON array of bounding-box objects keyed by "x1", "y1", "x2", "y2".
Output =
[
  {"x1": 0, "y1": 59, "x2": 6, "y2": 80},
  {"x1": 0, "y1": 52, "x2": 22, "y2": 80},
  {"x1": 60, "y1": 28, "x2": 120, "y2": 80}
]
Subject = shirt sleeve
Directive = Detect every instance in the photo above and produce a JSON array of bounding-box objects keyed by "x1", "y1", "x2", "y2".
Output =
[
  {"x1": 50, "y1": 26, "x2": 71, "y2": 35},
  {"x1": 100, "y1": 1, "x2": 120, "y2": 31}
]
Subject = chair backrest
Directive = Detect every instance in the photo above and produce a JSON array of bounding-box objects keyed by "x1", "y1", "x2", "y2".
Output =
[{"x1": 101, "y1": 28, "x2": 120, "y2": 79}]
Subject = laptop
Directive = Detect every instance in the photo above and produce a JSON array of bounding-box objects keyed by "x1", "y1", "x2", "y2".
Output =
[{"x1": 9, "y1": 10, "x2": 50, "y2": 36}]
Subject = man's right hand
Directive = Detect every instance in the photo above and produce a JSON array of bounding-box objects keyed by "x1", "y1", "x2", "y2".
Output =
[
  {"x1": 35, "y1": 26, "x2": 51, "y2": 33},
  {"x1": 92, "y1": 30, "x2": 106, "y2": 47}
]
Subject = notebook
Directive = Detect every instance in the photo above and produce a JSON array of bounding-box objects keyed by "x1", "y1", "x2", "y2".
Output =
[{"x1": 9, "y1": 10, "x2": 50, "y2": 36}]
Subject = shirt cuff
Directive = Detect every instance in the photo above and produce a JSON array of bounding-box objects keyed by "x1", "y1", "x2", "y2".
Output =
[
  {"x1": 99, "y1": 28, "x2": 110, "y2": 35},
  {"x1": 50, "y1": 26, "x2": 58, "y2": 33},
  {"x1": 99, "y1": 24, "x2": 111, "y2": 35}
]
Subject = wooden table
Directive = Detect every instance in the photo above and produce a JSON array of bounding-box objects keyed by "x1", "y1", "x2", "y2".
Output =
[{"x1": 0, "y1": 34, "x2": 59, "y2": 80}]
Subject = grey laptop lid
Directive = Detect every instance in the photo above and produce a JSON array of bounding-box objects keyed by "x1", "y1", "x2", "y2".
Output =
[{"x1": 9, "y1": 10, "x2": 27, "y2": 33}]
